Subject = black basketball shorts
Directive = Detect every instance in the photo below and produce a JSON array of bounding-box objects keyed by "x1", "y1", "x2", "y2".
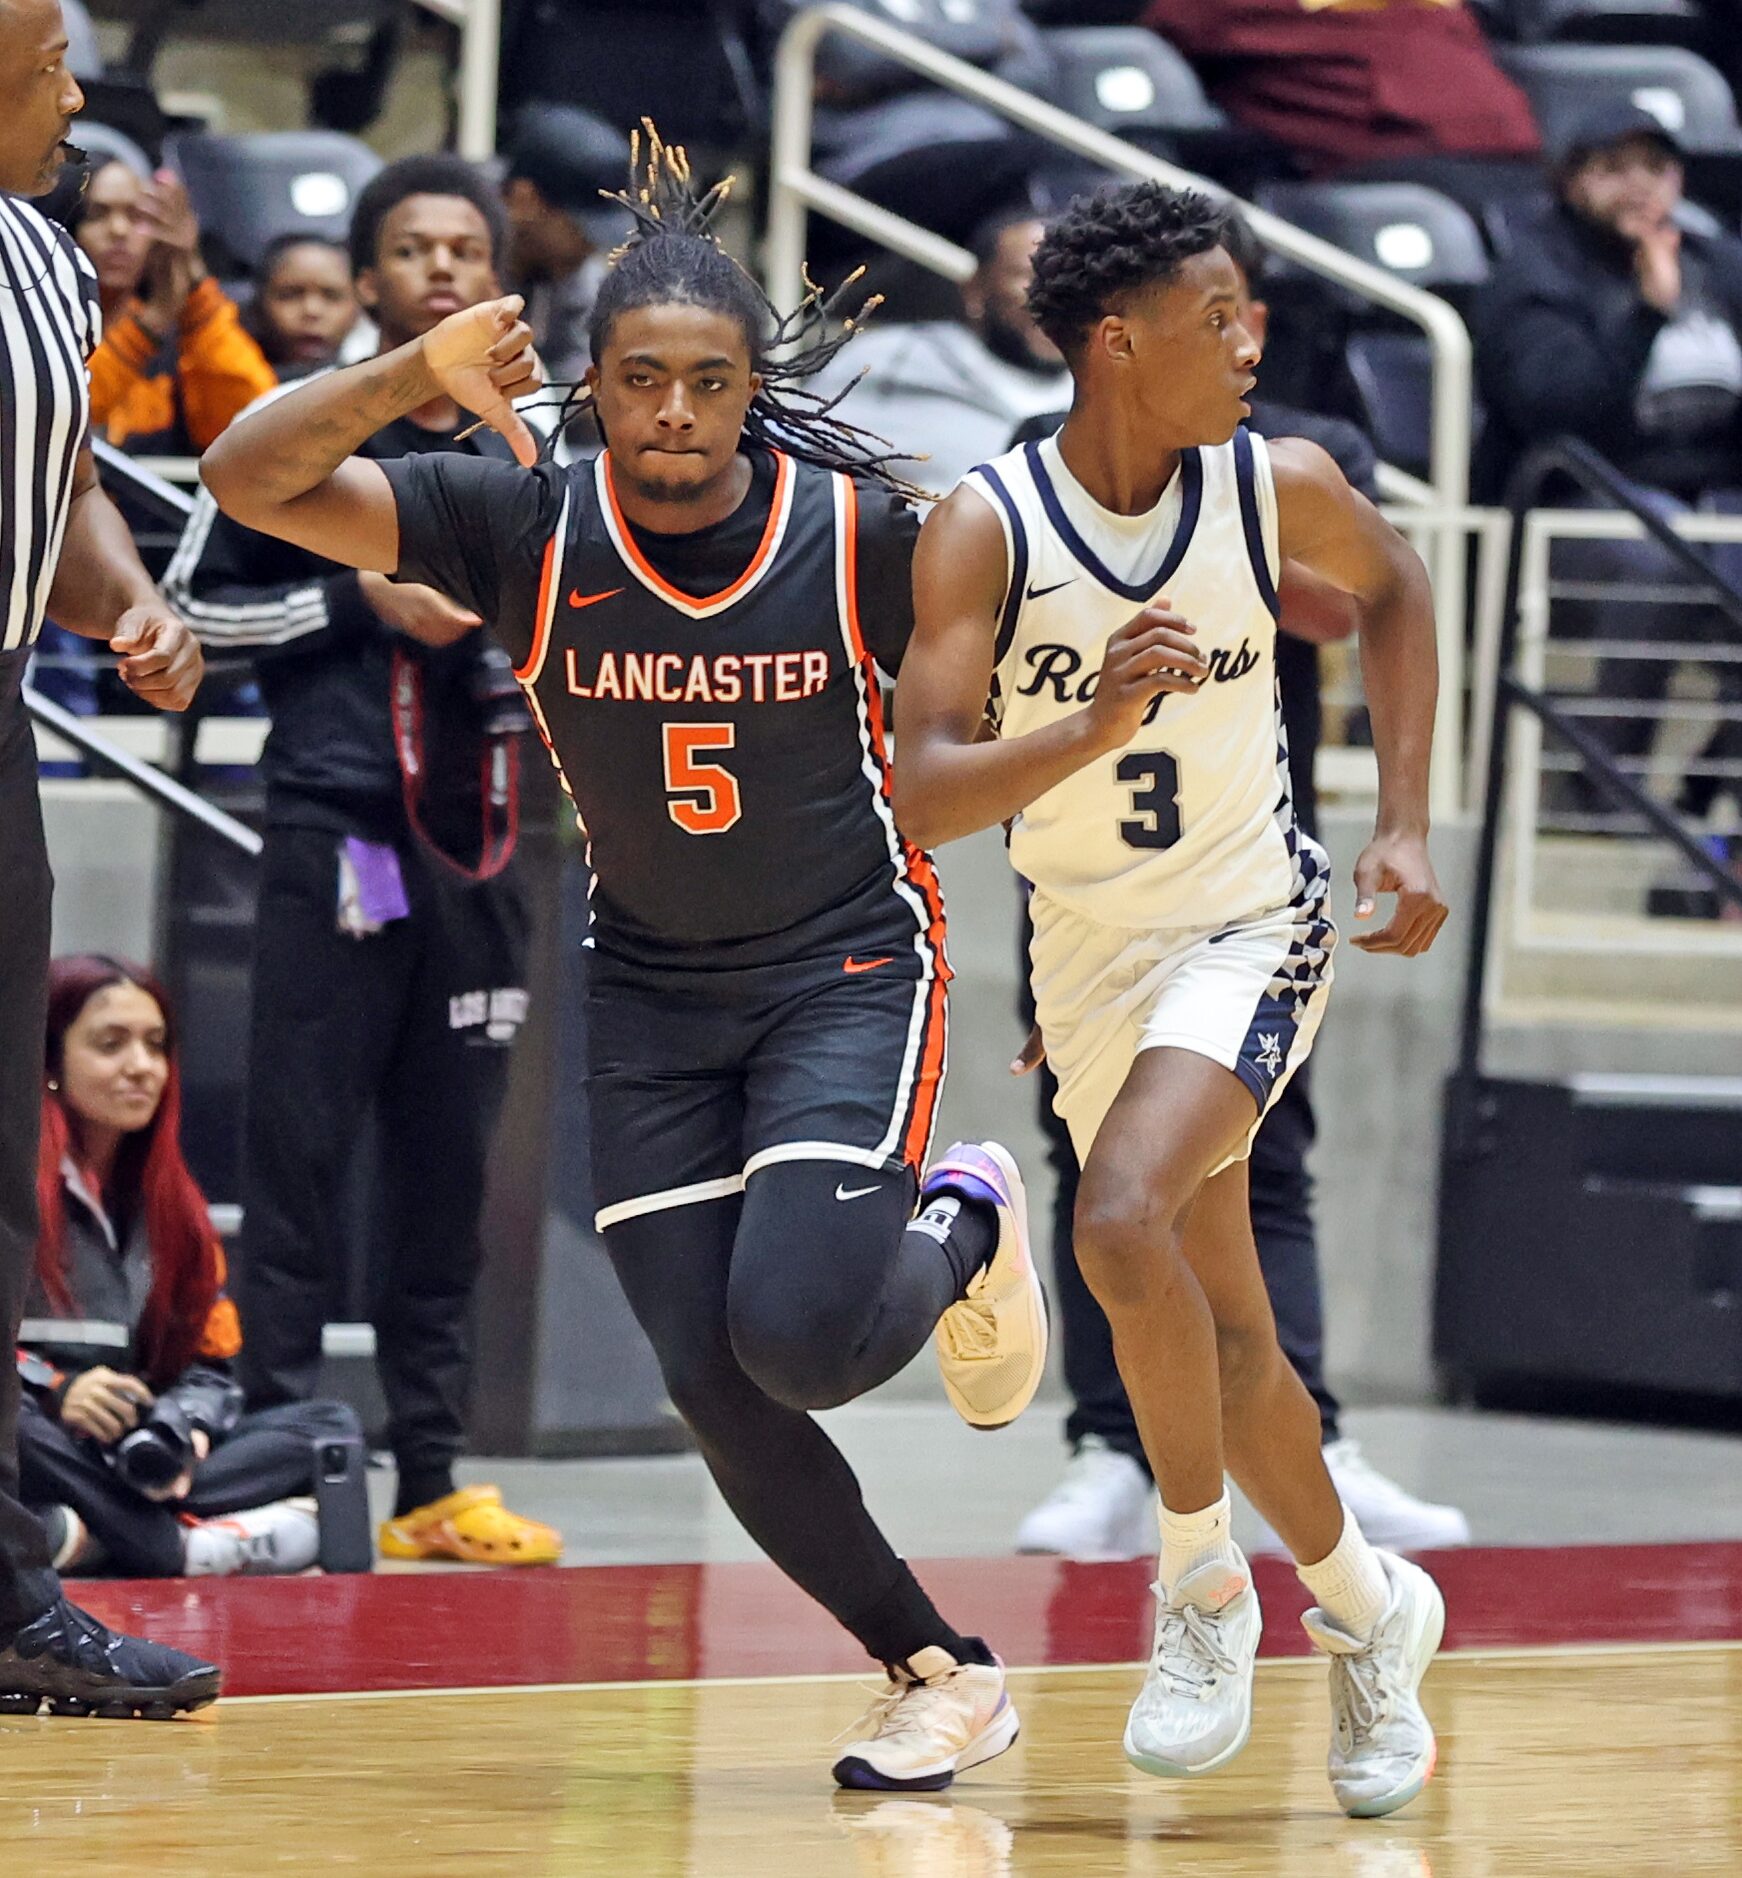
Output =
[{"x1": 584, "y1": 940, "x2": 948, "y2": 1234}]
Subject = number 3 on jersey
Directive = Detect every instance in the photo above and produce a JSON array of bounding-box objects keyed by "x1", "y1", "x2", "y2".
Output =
[
  {"x1": 663, "y1": 723, "x2": 742, "y2": 835},
  {"x1": 1117, "y1": 750, "x2": 1182, "y2": 850}
]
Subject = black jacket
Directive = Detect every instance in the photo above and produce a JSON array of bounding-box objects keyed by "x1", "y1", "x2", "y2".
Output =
[
  {"x1": 164, "y1": 384, "x2": 524, "y2": 844},
  {"x1": 1475, "y1": 203, "x2": 1742, "y2": 498}
]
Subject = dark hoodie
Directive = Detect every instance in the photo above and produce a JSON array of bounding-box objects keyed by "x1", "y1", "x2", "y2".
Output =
[{"x1": 1475, "y1": 200, "x2": 1742, "y2": 497}]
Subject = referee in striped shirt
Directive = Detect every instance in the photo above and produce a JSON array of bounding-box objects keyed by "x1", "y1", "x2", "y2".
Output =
[{"x1": 0, "y1": 0, "x2": 218, "y2": 1716}]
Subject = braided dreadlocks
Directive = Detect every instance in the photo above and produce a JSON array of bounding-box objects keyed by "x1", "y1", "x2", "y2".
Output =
[{"x1": 577, "y1": 124, "x2": 923, "y2": 498}]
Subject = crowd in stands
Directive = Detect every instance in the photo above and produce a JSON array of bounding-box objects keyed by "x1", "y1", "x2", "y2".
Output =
[{"x1": 22, "y1": 0, "x2": 1742, "y2": 1579}]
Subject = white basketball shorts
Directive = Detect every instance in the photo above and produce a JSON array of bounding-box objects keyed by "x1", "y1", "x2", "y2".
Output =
[{"x1": 1028, "y1": 888, "x2": 1336, "y2": 1170}]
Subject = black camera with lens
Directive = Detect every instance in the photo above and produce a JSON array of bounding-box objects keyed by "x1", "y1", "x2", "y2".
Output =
[{"x1": 110, "y1": 1393, "x2": 197, "y2": 1494}]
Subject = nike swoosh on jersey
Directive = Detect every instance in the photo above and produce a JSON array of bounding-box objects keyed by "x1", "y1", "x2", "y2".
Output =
[
  {"x1": 568, "y1": 587, "x2": 625, "y2": 609},
  {"x1": 835, "y1": 1183, "x2": 881, "y2": 1202},
  {"x1": 1025, "y1": 576, "x2": 1075, "y2": 601},
  {"x1": 842, "y1": 955, "x2": 895, "y2": 974}
]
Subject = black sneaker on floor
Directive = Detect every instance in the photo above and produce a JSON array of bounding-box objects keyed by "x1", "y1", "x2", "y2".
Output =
[{"x1": 0, "y1": 1598, "x2": 221, "y2": 1719}]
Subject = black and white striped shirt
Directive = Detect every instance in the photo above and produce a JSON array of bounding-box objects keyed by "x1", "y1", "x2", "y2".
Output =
[{"x1": 0, "y1": 193, "x2": 100, "y2": 653}]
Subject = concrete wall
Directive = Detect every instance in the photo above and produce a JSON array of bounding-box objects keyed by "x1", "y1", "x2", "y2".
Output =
[{"x1": 41, "y1": 781, "x2": 163, "y2": 962}]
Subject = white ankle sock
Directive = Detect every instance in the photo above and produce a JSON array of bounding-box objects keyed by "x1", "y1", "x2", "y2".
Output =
[
  {"x1": 1158, "y1": 1489, "x2": 1237, "y2": 1592},
  {"x1": 1296, "y1": 1507, "x2": 1390, "y2": 1639}
]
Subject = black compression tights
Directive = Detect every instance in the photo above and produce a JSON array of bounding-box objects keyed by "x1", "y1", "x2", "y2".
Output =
[{"x1": 603, "y1": 1158, "x2": 994, "y2": 1668}]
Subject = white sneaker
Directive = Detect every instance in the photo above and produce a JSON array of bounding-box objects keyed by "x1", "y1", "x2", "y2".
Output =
[
  {"x1": 1122, "y1": 1551, "x2": 1261, "y2": 1779},
  {"x1": 1014, "y1": 1439, "x2": 1155, "y2": 1561},
  {"x1": 1246, "y1": 1440, "x2": 1471, "y2": 1556},
  {"x1": 1302, "y1": 1550, "x2": 1444, "y2": 1818},
  {"x1": 202, "y1": 1497, "x2": 321, "y2": 1575},
  {"x1": 926, "y1": 1143, "x2": 1048, "y2": 1430},
  {"x1": 832, "y1": 1647, "x2": 1020, "y2": 1792},
  {"x1": 1325, "y1": 1440, "x2": 1470, "y2": 1553}
]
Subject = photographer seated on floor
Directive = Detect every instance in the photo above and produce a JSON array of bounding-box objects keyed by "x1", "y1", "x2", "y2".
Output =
[{"x1": 19, "y1": 956, "x2": 362, "y2": 1579}]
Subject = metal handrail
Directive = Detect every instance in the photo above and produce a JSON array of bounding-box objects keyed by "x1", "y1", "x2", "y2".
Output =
[
  {"x1": 26, "y1": 685, "x2": 262, "y2": 857},
  {"x1": 768, "y1": 4, "x2": 1473, "y2": 512},
  {"x1": 92, "y1": 438, "x2": 195, "y2": 524},
  {"x1": 1455, "y1": 438, "x2": 1742, "y2": 1088},
  {"x1": 409, "y1": 0, "x2": 500, "y2": 162},
  {"x1": 767, "y1": 3, "x2": 1473, "y2": 817}
]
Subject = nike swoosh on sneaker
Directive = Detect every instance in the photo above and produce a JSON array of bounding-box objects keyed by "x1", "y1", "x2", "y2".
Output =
[
  {"x1": 835, "y1": 1183, "x2": 881, "y2": 1202},
  {"x1": 843, "y1": 955, "x2": 895, "y2": 974},
  {"x1": 1025, "y1": 577, "x2": 1075, "y2": 601},
  {"x1": 569, "y1": 587, "x2": 624, "y2": 609}
]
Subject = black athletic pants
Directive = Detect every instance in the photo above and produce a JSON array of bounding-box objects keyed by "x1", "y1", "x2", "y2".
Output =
[
  {"x1": 18, "y1": 1396, "x2": 360, "y2": 1578},
  {"x1": 0, "y1": 660, "x2": 59, "y2": 1633},
  {"x1": 605, "y1": 1160, "x2": 983, "y2": 1670},
  {"x1": 237, "y1": 824, "x2": 528, "y2": 1509},
  {"x1": 1043, "y1": 1060, "x2": 1343, "y2": 1470}
]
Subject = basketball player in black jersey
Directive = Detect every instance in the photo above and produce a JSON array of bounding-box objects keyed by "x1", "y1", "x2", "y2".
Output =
[{"x1": 202, "y1": 136, "x2": 1047, "y2": 1792}]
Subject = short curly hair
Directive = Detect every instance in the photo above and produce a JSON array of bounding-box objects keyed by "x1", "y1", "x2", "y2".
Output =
[
  {"x1": 348, "y1": 154, "x2": 506, "y2": 276},
  {"x1": 1027, "y1": 182, "x2": 1233, "y2": 360}
]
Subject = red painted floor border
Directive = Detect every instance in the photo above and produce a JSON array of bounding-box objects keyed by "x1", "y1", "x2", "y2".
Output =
[{"x1": 69, "y1": 1541, "x2": 1742, "y2": 1699}]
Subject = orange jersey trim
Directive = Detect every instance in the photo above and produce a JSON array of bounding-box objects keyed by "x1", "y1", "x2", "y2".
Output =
[
  {"x1": 901, "y1": 968, "x2": 949, "y2": 1169},
  {"x1": 838, "y1": 476, "x2": 950, "y2": 1169},
  {"x1": 603, "y1": 448, "x2": 793, "y2": 613},
  {"x1": 516, "y1": 528, "x2": 561, "y2": 684}
]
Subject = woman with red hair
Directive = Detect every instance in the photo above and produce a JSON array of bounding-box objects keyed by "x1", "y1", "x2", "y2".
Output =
[{"x1": 17, "y1": 956, "x2": 361, "y2": 1577}]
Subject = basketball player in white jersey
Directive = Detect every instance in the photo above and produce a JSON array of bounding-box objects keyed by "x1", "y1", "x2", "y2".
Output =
[{"x1": 893, "y1": 183, "x2": 1448, "y2": 1818}]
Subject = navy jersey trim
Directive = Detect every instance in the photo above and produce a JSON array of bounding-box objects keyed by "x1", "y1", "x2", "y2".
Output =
[
  {"x1": 1232, "y1": 425, "x2": 1281, "y2": 622},
  {"x1": 1023, "y1": 439, "x2": 1202, "y2": 602},
  {"x1": 974, "y1": 460, "x2": 1029, "y2": 668}
]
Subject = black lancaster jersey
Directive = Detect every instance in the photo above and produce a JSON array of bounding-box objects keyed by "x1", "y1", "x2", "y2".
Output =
[{"x1": 384, "y1": 445, "x2": 944, "y2": 968}]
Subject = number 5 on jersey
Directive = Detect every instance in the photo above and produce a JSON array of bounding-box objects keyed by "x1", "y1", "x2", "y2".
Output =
[{"x1": 663, "y1": 723, "x2": 742, "y2": 835}]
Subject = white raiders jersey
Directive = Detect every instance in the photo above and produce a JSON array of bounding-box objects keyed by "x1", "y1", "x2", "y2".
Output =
[{"x1": 959, "y1": 427, "x2": 1329, "y2": 932}]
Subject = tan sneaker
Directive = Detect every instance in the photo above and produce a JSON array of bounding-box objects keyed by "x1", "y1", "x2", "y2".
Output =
[
  {"x1": 926, "y1": 1142, "x2": 1048, "y2": 1430},
  {"x1": 832, "y1": 1646, "x2": 1020, "y2": 1791}
]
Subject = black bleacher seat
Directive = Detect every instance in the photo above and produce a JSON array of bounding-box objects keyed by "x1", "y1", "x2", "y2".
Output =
[
  {"x1": 76, "y1": 120, "x2": 153, "y2": 179},
  {"x1": 762, "y1": 0, "x2": 1088, "y2": 266},
  {"x1": 1258, "y1": 181, "x2": 1492, "y2": 299},
  {"x1": 1497, "y1": 42, "x2": 1742, "y2": 153},
  {"x1": 1021, "y1": 0, "x2": 1146, "y2": 24},
  {"x1": 86, "y1": 0, "x2": 392, "y2": 79},
  {"x1": 1258, "y1": 182, "x2": 1490, "y2": 476},
  {"x1": 1500, "y1": 0, "x2": 1711, "y2": 48},
  {"x1": 165, "y1": 130, "x2": 383, "y2": 282},
  {"x1": 1040, "y1": 25, "x2": 1227, "y2": 150},
  {"x1": 1343, "y1": 330, "x2": 1440, "y2": 479},
  {"x1": 502, "y1": 1, "x2": 764, "y2": 163}
]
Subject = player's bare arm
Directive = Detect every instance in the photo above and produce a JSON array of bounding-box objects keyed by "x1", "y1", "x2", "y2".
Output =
[
  {"x1": 1270, "y1": 435, "x2": 1447, "y2": 958},
  {"x1": 199, "y1": 296, "x2": 542, "y2": 572},
  {"x1": 48, "y1": 443, "x2": 203, "y2": 711},
  {"x1": 894, "y1": 486, "x2": 1209, "y2": 849}
]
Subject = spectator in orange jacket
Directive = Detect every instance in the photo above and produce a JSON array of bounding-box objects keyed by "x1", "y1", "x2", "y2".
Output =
[{"x1": 73, "y1": 158, "x2": 277, "y2": 453}]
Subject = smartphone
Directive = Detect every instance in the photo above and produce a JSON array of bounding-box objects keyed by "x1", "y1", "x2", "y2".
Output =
[{"x1": 312, "y1": 1433, "x2": 374, "y2": 1573}]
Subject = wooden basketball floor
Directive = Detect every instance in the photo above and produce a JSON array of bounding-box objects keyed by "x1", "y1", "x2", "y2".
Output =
[
  {"x1": 2, "y1": 1549, "x2": 1738, "y2": 1873},
  {"x1": 2, "y1": 1648, "x2": 1738, "y2": 1873}
]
